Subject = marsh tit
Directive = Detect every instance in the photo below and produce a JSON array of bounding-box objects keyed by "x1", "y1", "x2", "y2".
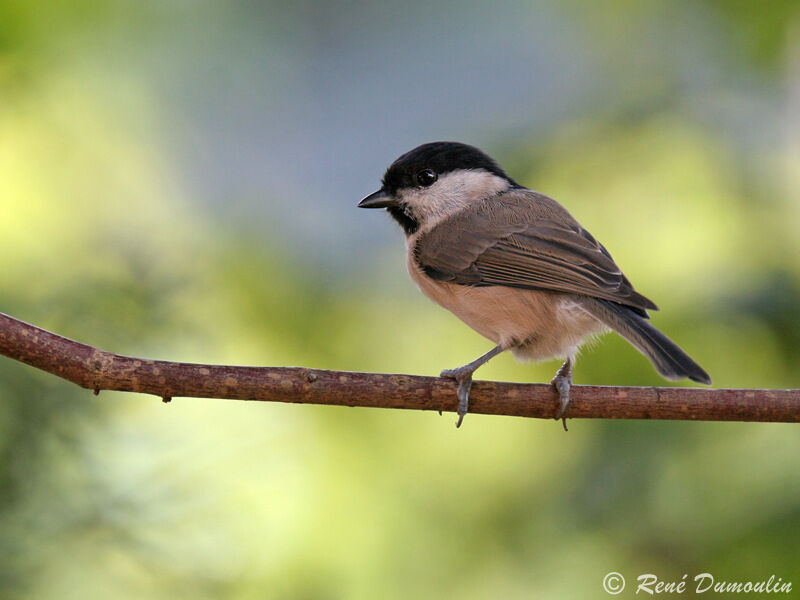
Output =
[{"x1": 359, "y1": 141, "x2": 711, "y2": 429}]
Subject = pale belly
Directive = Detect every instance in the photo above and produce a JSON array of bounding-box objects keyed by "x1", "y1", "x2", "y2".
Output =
[{"x1": 407, "y1": 255, "x2": 606, "y2": 362}]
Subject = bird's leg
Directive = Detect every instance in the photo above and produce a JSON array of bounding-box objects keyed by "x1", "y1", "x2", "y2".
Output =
[
  {"x1": 551, "y1": 357, "x2": 573, "y2": 431},
  {"x1": 441, "y1": 345, "x2": 504, "y2": 428}
]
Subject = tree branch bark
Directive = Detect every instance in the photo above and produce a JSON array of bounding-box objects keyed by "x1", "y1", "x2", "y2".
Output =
[{"x1": 1, "y1": 312, "x2": 798, "y2": 423}]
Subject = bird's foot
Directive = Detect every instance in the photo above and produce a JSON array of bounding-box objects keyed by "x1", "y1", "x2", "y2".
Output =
[
  {"x1": 440, "y1": 366, "x2": 475, "y2": 428},
  {"x1": 551, "y1": 360, "x2": 573, "y2": 432}
]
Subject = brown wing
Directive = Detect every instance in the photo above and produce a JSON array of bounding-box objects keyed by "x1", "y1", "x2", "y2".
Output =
[{"x1": 414, "y1": 189, "x2": 658, "y2": 316}]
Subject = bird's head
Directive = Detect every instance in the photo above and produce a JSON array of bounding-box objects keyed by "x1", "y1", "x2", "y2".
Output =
[{"x1": 358, "y1": 141, "x2": 517, "y2": 235}]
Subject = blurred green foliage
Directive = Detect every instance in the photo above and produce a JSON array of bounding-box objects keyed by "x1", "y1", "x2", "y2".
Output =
[{"x1": 1, "y1": 1, "x2": 800, "y2": 599}]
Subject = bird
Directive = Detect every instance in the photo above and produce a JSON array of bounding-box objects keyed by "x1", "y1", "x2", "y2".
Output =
[{"x1": 358, "y1": 141, "x2": 711, "y2": 429}]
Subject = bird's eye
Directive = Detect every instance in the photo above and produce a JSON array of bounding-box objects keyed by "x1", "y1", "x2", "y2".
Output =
[{"x1": 415, "y1": 168, "x2": 438, "y2": 187}]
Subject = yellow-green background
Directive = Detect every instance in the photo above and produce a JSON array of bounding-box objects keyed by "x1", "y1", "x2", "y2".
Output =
[{"x1": 1, "y1": 1, "x2": 799, "y2": 598}]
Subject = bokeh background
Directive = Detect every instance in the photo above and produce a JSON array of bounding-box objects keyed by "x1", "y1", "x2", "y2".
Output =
[{"x1": 2, "y1": 1, "x2": 800, "y2": 598}]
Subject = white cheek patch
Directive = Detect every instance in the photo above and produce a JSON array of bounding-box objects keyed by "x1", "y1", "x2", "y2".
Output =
[{"x1": 400, "y1": 169, "x2": 511, "y2": 230}]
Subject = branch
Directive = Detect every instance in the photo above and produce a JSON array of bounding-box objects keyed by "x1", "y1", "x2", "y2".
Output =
[{"x1": 0, "y1": 312, "x2": 798, "y2": 423}]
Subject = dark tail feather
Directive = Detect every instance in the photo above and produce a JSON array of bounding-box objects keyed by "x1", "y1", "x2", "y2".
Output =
[{"x1": 581, "y1": 298, "x2": 712, "y2": 385}]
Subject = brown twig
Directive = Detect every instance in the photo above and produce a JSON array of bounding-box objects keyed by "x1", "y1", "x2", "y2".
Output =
[{"x1": 0, "y1": 312, "x2": 798, "y2": 423}]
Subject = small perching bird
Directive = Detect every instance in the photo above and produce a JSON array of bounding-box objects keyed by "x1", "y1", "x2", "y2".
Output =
[{"x1": 358, "y1": 142, "x2": 711, "y2": 429}]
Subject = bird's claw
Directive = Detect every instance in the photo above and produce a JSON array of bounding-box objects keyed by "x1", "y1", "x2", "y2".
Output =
[
  {"x1": 551, "y1": 373, "x2": 571, "y2": 431},
  {"x1": 441, "y1": 367, "x2": 474, "y2": 428}
]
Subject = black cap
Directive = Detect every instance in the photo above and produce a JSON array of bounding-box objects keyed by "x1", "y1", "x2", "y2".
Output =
[{"x1": 380, "y1": 141, "x2": 516, "y2": 195}]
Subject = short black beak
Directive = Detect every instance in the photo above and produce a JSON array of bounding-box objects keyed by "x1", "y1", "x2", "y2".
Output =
[{"x1": 358, "y1": 188, "x2": 395, "y2": 208}]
